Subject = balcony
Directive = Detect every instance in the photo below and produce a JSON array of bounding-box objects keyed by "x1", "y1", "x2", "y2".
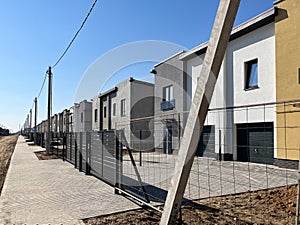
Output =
[{"x1": 160, "y1": 99, "x2": 175, "y2": 111}]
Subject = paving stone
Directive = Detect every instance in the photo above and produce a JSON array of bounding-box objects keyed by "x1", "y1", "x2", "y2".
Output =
[{"x1": 0, "y1": 136, "x2": 138, "y2": 224}]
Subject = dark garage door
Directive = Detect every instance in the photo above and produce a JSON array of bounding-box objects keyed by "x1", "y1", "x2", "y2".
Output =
[
  {"x1": 237, "y1": 122, "x2": 274, "y2": 165},
  {"x1": 196, "y1": 125, "x2": 215, "y2": 158}
]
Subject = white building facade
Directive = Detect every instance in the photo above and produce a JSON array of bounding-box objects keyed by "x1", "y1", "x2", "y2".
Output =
[{"x1": 178, "y1": 9, "x2": 276, "y2": 162}]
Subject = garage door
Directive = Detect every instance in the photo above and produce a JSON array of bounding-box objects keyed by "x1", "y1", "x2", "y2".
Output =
[
  {"x1": 195, "y1": 125, "x2": 215, "y2": 158},
  {"x1": 237, "y1": 122, "x2": 274, "y2": 165}
]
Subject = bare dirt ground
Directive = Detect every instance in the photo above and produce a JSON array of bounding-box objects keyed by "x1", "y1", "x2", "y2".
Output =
[
  {"x1": 84, "y1": 185, "x2": 297, "y2": 225},
  {"x1": 0, "y1": 135, "x2": 18, "y2": 195},
  {"x1": 34, "y1": 150, "x2": 61, "y2": 160}
]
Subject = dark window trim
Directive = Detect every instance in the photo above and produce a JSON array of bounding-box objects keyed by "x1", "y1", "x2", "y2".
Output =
[
  {"x1": 112, "y1": 103, "x2": 116, "y2": 116},
  {"x1": 298, "y1": 68, "x2": 300, "y2": 84},
  {"x1": 244, "y1": 58, "x2": 259, "y2": 91},
  {"x1": 94, "y1": 109, "x2": 98, "y2": 122},
  {"x1": 103, "y1": 106, "x2": 107, "y2": 118}
]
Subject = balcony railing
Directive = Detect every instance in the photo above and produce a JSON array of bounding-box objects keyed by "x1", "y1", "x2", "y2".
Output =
[{"x1": 161, "y1": 99, "x2": 175, "y2": 111}]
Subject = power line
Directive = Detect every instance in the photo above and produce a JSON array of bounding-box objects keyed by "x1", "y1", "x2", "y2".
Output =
[
  {"x1": 52, "y1": 0, "x2": 98, "y2": 69},
  {"x1": 37, "y1": 73, "x2": 47, "y2": 98},
  {"x1": 24, "y1": 0, "x2": 98, "y2": 128}
]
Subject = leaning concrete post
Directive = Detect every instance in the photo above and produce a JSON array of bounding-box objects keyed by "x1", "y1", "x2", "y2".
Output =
[{"x1": 159, "y1": 1, "x2": 240, "y2": 224}]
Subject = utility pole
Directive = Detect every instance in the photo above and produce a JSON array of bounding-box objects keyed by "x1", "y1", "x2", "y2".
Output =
[
  {"x1": 46, "y1": 66, "x2": 52, "y2": 155},
  {"x1": 159, "y1": 0, "x2": 241, "y2": 224},
  {"x1": 29, "y1": 109, "x2": 32, "y2": 130},
  {"x1": 34, "y1": 97, "x2": 38, "y2": 142}
]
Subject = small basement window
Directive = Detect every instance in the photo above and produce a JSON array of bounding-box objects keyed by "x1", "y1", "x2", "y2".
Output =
[{"x1": 245, "y1": 59, "x2": 258, "y2": 90}]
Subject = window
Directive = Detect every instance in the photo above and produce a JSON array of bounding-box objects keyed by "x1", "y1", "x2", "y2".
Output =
[
  {"x1": 298, "y1": 68, "x2": 300, "y2": 84},
  {"x1": 94, "y1": 109, "x2": 98, "y2": 122},
  {"x1": 121, "y1": 99, "x2": 126, "y2": 117},
  {"x1": 163, "y1": 85, "x2": 174, "y2": 101},
  {"x1": 103, "y1": 106, "x2": 107, "y2": 118},
  {"x1": 113, "y1": 103, "x2": 116, "y2": 116},
  {"x1": 80, "y1": 113, "x2": 83, "y2": 123},
  {"x1": 245, "y1": 59, "x2": 258, "y2": 90},
  {"x1": 70, "y1": 116, "x2": 73, "y2": 123},
  {"x1": 63, "y1": 118, "x2": 66, "y2": 125}
]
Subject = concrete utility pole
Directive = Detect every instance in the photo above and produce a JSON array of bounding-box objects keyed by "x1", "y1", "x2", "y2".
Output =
[
  {"x1": 159, "y1": 0, "x2": 241, "y2": 224},
  {"x1": 34, "y1": 97, "x2": 38, "y2": 142},
  {"x1": 46, "y1": 66, "x2": 52, "y2": 155}
]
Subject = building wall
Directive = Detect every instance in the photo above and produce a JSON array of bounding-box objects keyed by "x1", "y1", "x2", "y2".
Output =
[
  {"x1": 111, "y1": 79, "x2": 131, "y2": 131},
  {"x1": 130, "y1": 80, "x2": 154, "y2": 150},
  {"x1": 92, "y1": 95, "x2": 100, "y2": 131},
  {"x1": 183, "y1": 21, "x2": 276, "y2": 160},
  {"x1": 72, "y1": 104, "x2": 80, "y2": 133},
  {"x1": 62, "y1": 109, "x2": 70, "y2": 133},
  {"x1": 154, "y1": 53, "x2": 185, "y2": 151},
  {"x1": 68, "y1": 107, "x2": 74, "y2": 133},
  {"x1": 101, "y1": 96, "x2": 110, "y2": 130},
  {"x1": 275, "y1": 0, "x2": 300, "y2": 161},
  {"x1": 73, "y1": 101, "x2": 92, "y2": 133}
]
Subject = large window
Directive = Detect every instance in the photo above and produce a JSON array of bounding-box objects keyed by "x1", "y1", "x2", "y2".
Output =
[
  {"x1": 121, "y1": 99, "x2": 126, "y2": 117},
  {"x1": 80, "y1": 112, "x2": 83, "y2": 123},
  {"x1": 163, "y1": 85, "x2": 174, "y2": 101},
  {"x1": 245, "y1": 59, "x2": 258, "y2": 90}
]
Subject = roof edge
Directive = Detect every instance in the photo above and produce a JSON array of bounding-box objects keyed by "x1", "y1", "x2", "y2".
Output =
[
  {"x1": 154, "y1": 50, "x2": 186, "y2": 68},
  {"x1": 180, "y1": 8, "x2": 275, "y2": 61}
]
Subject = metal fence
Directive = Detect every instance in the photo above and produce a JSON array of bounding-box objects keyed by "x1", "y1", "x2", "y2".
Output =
[
  {"x1": 28, "y1": 100, "x2": 300, "y2": 224},
  {"x1": 114, "y1": 100, "x2": 300, "y2": 224}
]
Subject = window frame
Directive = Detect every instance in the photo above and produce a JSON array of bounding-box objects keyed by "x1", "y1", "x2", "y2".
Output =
[
  {"x1": 103, "y1": 106, "x2": 107, "y2": 118},
  {"x1": 94, "y1": 109, "x2": 98, "y2": 122},
  {"x1": 163, "y1": 85, "x2": 174, "y2": 102},
  {"x1": 244, "y1": 59, "x2": 259, "y2": 91},
  {"x1": 121, "y1": 99, "x2": 126, "y2": 117}
]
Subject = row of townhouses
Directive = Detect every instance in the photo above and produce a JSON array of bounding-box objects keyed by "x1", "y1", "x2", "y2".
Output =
[{"x1": 35, "y1": 1, "x2": 300, "y2": 169}]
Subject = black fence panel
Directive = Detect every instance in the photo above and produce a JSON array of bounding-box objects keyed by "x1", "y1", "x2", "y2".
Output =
[{"x1": 89, "y1": 131, "x2": 118, "y2": 186}]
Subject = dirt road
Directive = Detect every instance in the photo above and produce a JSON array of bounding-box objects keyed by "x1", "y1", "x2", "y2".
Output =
[{"x1": 0, "y1": 135, "x2": 18, "y2": 195}]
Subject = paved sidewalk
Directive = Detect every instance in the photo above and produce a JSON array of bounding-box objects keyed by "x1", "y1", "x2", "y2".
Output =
[{"x1": 0, "y1": 136, "x2": 138, "y2": 225}]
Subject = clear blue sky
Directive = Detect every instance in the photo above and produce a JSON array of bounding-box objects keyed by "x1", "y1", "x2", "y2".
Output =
[{"x1": 0, "y1": 0, "x2": 274, "y2": 132}]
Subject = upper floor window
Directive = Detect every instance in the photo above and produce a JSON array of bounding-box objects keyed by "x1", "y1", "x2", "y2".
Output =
[
  {"x1": 80, "y1": 112, "x2": 83, "y2": 123},
  {"x1": 245, "y1": 59, "x2": 258, "y2": 90},
  {"x1": 163, "y1": 85, "x2": 174, "y2": 101},
  {"x1": 94, "y1": 109, "x2": 98, "y2": 122},
  {"x1": 112, "y1": 103, "x2": 116, "y2": 116},
  {"x1": 103, "y1": 106, "x2": 107, "y2": 118},
  {"x1": 121, "y1": 99, "x2": 126, "y2": 117}
]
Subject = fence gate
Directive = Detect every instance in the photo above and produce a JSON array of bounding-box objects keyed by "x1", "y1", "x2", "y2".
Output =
[{"x1": 89, "y1": 131, "x2": 118, "y2": 186}]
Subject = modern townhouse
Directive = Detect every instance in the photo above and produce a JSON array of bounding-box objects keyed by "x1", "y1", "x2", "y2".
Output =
[
  {"x1": 153, "y1": 8, "x2": 277, "y2": 164},
  {"x1": 92, "y1": 77, "x2": 154, "y2": 150},
  {"x1": 152, "y1": 51, "x2": 187, "y2": 154},
  {"x1": 72, "y1": 100, "x2": 93, "y2": 133}
]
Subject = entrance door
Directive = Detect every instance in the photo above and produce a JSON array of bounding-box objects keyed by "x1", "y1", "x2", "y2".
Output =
[{"x1": 163, "y1": 126, "x2": 173, "y2": 154}]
